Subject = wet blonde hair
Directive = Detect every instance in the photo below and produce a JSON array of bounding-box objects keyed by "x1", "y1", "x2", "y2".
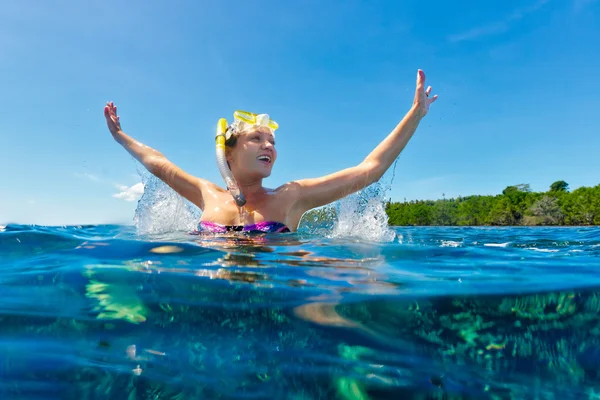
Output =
[{"x1": 225, "y1": 126, "x2": 272, "y2": 148}]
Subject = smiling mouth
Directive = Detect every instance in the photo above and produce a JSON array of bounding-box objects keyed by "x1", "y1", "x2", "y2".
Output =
[{"x1": 257, "y1": 155, "x2": 272, "y2": 164}]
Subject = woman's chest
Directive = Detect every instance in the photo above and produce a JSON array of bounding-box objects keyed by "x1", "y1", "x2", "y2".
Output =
[{"x1": 202, "y1": 192, "x2": 290, "y2": 225}]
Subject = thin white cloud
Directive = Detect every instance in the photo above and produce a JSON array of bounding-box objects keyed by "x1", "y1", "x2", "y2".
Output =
[
  {"x1": 74, "y1": 172, "x2": 100, "y2": 182},
  {"x1": 112, "y1": 183, "x2": 144, "y2": 202},
  {"x1": 73, "y1": 171, "x2": 144, "y2": 202},
  {"x1": 448, "y1": 21, "x2": 511, "y2": 43},
  {"x1": 448, "y1": 0, "x2": 551, "y2": 42}
]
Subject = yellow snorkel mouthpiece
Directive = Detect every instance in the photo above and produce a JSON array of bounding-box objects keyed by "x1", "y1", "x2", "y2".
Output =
[
  {"x1": 216, "y1": 118, "x2": 227, "y2": 149},
  {"x1": 215, "y1": 110, "x2": 279, "y2": 207}
]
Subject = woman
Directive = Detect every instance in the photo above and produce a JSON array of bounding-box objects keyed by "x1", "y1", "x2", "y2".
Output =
[{"x1": 104, "y1": 70, "x2": 438, "y2": 233}]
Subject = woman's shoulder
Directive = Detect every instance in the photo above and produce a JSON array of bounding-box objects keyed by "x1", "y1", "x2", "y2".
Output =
[{"x1": 270, "y1": 181, "x2": 303, "y2": 198}]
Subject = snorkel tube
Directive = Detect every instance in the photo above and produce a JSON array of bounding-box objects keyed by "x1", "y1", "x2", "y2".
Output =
[
  {"x1": 216, "y1": 117, "x2": 246, "y2": 207},
  {"x1": 215, "y1": 110, "x2": 279, "y2": 207}
]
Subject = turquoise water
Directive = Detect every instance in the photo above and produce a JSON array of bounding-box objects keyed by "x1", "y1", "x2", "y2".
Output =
[{"x1": 1, "y1": 222, "x2": 600, "y2": 399}]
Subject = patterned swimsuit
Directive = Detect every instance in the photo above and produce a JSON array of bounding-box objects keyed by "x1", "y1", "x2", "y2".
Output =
[{"x1": 195, "y1": 221, "x2": 291, "y2": 234}]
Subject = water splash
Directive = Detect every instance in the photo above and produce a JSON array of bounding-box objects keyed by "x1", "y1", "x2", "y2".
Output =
[
  {"x1": 299, "y1": 162, "x2": 398, "y2": 242},
  {"x1": 132, "y1": 159, "x2": 398, "y2": 242},
  {"x1": 133, "y1": 169, "x2": 201, "y2": 235},
  {"x1": 330, "y1": 182, "x2": 396, "y2": 242},
  {"x1": 297, "y1": 183, "x2": 395, "y2": 242}
]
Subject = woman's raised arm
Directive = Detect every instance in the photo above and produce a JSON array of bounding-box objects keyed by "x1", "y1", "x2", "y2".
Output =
[
  {"x1": 289, "y1": 70, "x2": 438, "y2": 213},
  {"x1": 104, "y1": 101, "x2": 210, "y2": 210}
]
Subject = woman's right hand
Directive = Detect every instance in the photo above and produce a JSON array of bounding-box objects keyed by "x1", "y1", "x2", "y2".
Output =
[
  {"x1": 104, "y1": 101, "x2": 122, "y2": 136},
  {"x1": 412, "y1": 70, "x2": 438, "y2": 118}
]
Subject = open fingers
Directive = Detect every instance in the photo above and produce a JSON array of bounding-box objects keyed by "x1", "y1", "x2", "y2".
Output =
[
  {"x1": 104, "y1": 101, "x2": 118, "y2": 117},
  {"x1": 416, "y1": 69, "x2": 425, "y2": 89},
  {"x1": 426, "y1": 86, "x2": 432, "y2": 97}
]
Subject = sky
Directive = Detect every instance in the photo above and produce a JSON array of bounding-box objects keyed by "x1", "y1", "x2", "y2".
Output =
[{"x1": 1, "y1": 0, "x2": 599, "y2": 226}]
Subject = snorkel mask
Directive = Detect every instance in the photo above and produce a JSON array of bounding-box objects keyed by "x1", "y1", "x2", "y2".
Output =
[{"x1": 216, "y1": 110, "x2": 279, "y2": 207}]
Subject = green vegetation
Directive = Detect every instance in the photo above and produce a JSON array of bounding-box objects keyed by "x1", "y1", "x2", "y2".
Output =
[{"x1": 386, "y1": 181, "x2": 600, "y2": 226}]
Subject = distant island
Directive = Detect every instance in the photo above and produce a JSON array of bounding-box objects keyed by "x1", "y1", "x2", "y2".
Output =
[{"x1": 385, "y1": 181, "x2": 600, "y2": 226}]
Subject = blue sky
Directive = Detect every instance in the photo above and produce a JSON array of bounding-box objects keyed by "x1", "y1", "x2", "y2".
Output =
[{"x1": 1, "y1": 0, "x2": 599, "y2": 225}]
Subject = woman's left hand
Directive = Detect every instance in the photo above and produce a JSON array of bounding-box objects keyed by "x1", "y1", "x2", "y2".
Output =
[{"x1": 413, "y1": 69, "x2": 438, "y2": 118}]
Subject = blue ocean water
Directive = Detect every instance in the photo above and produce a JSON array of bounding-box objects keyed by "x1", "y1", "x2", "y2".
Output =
[{"x1": 1, "y1": 221, "x2": 600, "y2": 399}]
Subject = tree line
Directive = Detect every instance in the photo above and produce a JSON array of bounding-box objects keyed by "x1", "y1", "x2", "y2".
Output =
[{"x1": 385, "y1": 181, "x2": 600, "y2": 226}]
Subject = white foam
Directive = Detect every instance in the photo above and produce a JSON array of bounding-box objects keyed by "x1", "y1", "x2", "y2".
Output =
[
  {"x1": 484, "y1": 242, "x2": 511, "y2": 248},
  {"x1": 441, "y1": 240, "x2": 462, "y2": 248},
  {"x1": 396, "y1": 233, "x2": 404, "y2": 244},
  {"x1": 0, "y1": 225, "x2": 5, "y2": 232},
  {"x1": 527, "y1": 247, "x2": 560, "y2": 253}
]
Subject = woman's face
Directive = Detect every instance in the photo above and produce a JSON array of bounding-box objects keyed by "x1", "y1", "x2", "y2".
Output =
[{"x1": 227, "y1": 126, "x2": 277, "y2": 180}]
